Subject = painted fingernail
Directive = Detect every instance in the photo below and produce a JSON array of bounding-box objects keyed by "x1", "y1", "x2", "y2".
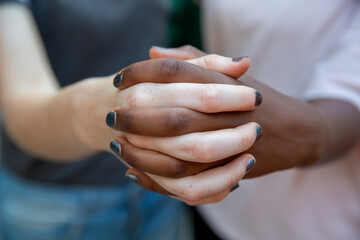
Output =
[
  {"x1": 153, "y1": 46, "x2": 167, "y2": 50},
  {"x1": 230, "y1": 183, "x2": 239, "y2": 192},
  {"x1": 246, "y1": 159, "x2": 256, "y2": 173},
  {"x1": 125, "y1": 174, "x2": 139, "y2": 185},
  {"x1": 106, "y1": 111, "x2": 116, "y2": 127},
  {"x1": 232, "y1": 56, "x2": 248, "y2": 62},
  {"x1": 256, "y1": 126, "x2": 263, "y2": 141},
  {"x1": 110, "y1": 140, "x2": 121, "y2": 156},
  {"x1": 113, "y1": 73, "x2": 123, "y2": 88},
  {"x1": 255, "y1": 91, "x2": 263, "y2": 106}
]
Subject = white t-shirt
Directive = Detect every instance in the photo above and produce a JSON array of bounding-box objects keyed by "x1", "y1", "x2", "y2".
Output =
[{"x1": 199, "y1": 1, "x2": 360, "y2": 239}]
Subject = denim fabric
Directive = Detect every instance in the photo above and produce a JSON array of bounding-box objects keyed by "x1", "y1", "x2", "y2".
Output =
[{"x1": 0, "y1": 166, "x2": 193, "y2": 240}]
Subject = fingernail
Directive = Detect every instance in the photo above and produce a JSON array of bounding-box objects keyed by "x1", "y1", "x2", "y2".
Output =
[
  {"x1": 246, "y1": 159, "x2": 256, "y2": 173},
  {"x1": 256, "y1": 126, "x2": 263, "y2": 141},
  {"x1": 230, "y1": 183, "x2": 239, "y2": 192},
  {"x1": 232, "y1": 56, "x2": 248, "y2": 62},
  {"x1": 255, "y1": 91, "x2": 263, "y2": 106},
  {"x1": 113, "y1": 73, "x2": 123, "y2": 88},
  {"x1": 110, "y1": 140, "x2": 121, "y2": 156},
  {"x1": 153, "y1": 46, "x2": 167, "y2": 50},
  {"x1": 125, "y1": 174, "x2": 139, "y2": 185},
  {"x1": 106, "y1": 111, "x2": 116, "y2": 127}
]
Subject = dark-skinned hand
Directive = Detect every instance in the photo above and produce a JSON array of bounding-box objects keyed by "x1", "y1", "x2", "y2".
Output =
[{"x1": 107, "y1": 46, "x2": 349, "y2": 205}]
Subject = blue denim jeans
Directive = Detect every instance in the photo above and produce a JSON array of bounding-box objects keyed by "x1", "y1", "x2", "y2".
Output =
[{"x1": 0, "y1": 166, "x2": 193, "y2": 240}]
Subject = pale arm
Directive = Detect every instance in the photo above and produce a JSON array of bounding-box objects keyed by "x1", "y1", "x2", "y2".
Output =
[{"x1": 0, "y1": 4, "x2": 115, "y2": 161}]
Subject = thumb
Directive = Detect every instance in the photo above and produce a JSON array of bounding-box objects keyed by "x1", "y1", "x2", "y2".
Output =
[
  {"x1": 186, "y1": 54, "x2": 250, "y2": 79},
  {"x1": 149, "y1": 45, "x2": 206, "y2": 60},
  {"x1": 150, "y1": 46, "x2": 250, "y2": 79}
]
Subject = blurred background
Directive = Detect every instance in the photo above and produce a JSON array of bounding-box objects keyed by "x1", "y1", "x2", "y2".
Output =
[{"x1": 0, "y1": 114, "x2": 2, "y2": 162}]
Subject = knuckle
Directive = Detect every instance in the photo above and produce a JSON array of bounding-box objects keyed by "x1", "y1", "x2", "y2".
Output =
[
  {"x1": 126, "y1": 135, "x2": 147, "y2": 149},
  {"x1": 120, "y1": 109, "x2": 136, "y2": 132},
  {"x1": 182, "y1": 45, "x2": 195, "y2": 52},
  {"x1": 127, "y1": 86, "x2": 148, "y2": 107},
  {"x1": 202, "y1": 54, "x2": 218, "y2": 67},
  {"x1": 180, "y1": 45, "x2": 204, "y2": 58},
  {"x1": 157, "y1": 58, "x2": 184, "y2": 81},
  {"x1": 181, "y1": 186, "x2": 202, "y2": 202},
  {"x1": 184, "y1": 44, "x2": 194, "y2": 49},
  {"x1": 190, "y1": 141, "x2": 214, "y2": 162},
  {"x1": 199, "y1": 85, "x2": 220, "y2": 112},
  {"x1": 167, "y1": 109, "x2": 190, "y2": 134},
  {"x1": 168, "y1": 160, "x2": 189, "y2": 178},
  {"x1": 123, "y1": 152, "x2": 139, "y2": 169}
]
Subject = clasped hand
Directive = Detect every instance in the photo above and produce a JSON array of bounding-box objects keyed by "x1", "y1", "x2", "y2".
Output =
[
  {"x1": 105, "y1": 46, "x2": 324, "y2": 205},
  {"x1": 103, "y1": 47, "x2": 260, "y2": 205}
]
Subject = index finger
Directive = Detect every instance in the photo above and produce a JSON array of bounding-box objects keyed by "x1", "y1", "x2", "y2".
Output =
[{"x1": 113, "y1": 58, "x2": 242, "y2": 90}]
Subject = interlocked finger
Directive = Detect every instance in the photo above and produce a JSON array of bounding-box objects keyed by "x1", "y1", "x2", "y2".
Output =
[
  {"x1": 125, "y1": 122, "x2": 261, "y2": 163},
  {"x1": 111, "y1": 137, "x2": 238, "y2": 178}
]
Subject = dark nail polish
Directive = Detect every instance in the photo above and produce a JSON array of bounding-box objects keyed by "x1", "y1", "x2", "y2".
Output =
[
  {"x1": 246, "y1": 159, "x2": 256, "y2": 173},
  {"x1": 230, "y1": 183, "x2": 239, "y2": 192},
  {"x1": 256, "y1": 126, "x2": 263, "y2": 141},
  {"x1": 113, "y1": 73, "x2": 123, "y2": 88},
  {"x1": 232, "y1": 56, "x2": 248, "y2": 62},
  {"x1": 255, "y1": 92, "x2": 263, "y2": 106},
  {"x1": 125, "y1": 174, "x2": 139, "y2": 185},
  {"x1": 106, "y1": 112, "x2": 116, "y2": 127},
  {"x1": 110, "y1": 140, "x2": 121, "y2": 156}
]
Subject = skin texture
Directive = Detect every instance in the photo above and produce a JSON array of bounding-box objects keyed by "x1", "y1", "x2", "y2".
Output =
[
  {"x1": 114, "y1": 136, "x2": 246, "y2": 178},
  {"x1": 2, "y1": 5, "x2": 359, "y2": 205},
  {"x1": 0, "y1": 5, "x2": 257, "y2": 166},
  {"x1": 111, "y1": 107, "x2": 260, "y2": 137},
  {"x1": 118, "y1": 46, "x2": 360, "y2": 204},
  {"x1": 0, "y1": 5, "x2": 136, "y2": 160},
  {"x1": 112, "y1": 53, "x2": 324, "y2": 175},
  {"x1": 0, "y1": 5, "x2": 259, "y2": 204},
  {"x1": 0, "y1": 4, "x2": 258, "y2": 202}
]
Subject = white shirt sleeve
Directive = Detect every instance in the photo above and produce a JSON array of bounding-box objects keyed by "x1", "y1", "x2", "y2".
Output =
[{"x1": 303, "y1": 5, "x2": 360, "y2": 111}]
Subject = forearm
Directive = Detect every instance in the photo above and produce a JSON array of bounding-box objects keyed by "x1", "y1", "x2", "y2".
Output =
[
  {"x1": 241, "y1": 77, "x2": 360, "y2": 166},
  {"x1": 2, "y1": 81, "x2": 97, "y2": 161},
  {"x1": 0, "y1": 5, "x2": 115, "y2": 161},
  {"x1": 0, "y1": 4, "x2": 58, "y2": 100},
  {"x1": 309, "y1": 99, "x2": 360, "y2": 163}
]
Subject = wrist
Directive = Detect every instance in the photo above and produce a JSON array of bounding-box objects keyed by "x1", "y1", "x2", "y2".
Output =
[
  {"x1": 71, "y1": 77, "x2": 121, "y2": 152},
  {"x1": 241, "y1": 76, "x2": 325, "y2": 167},
  {"x1": 296, "y1": 108, "x2": 327, "y2": 166}
]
